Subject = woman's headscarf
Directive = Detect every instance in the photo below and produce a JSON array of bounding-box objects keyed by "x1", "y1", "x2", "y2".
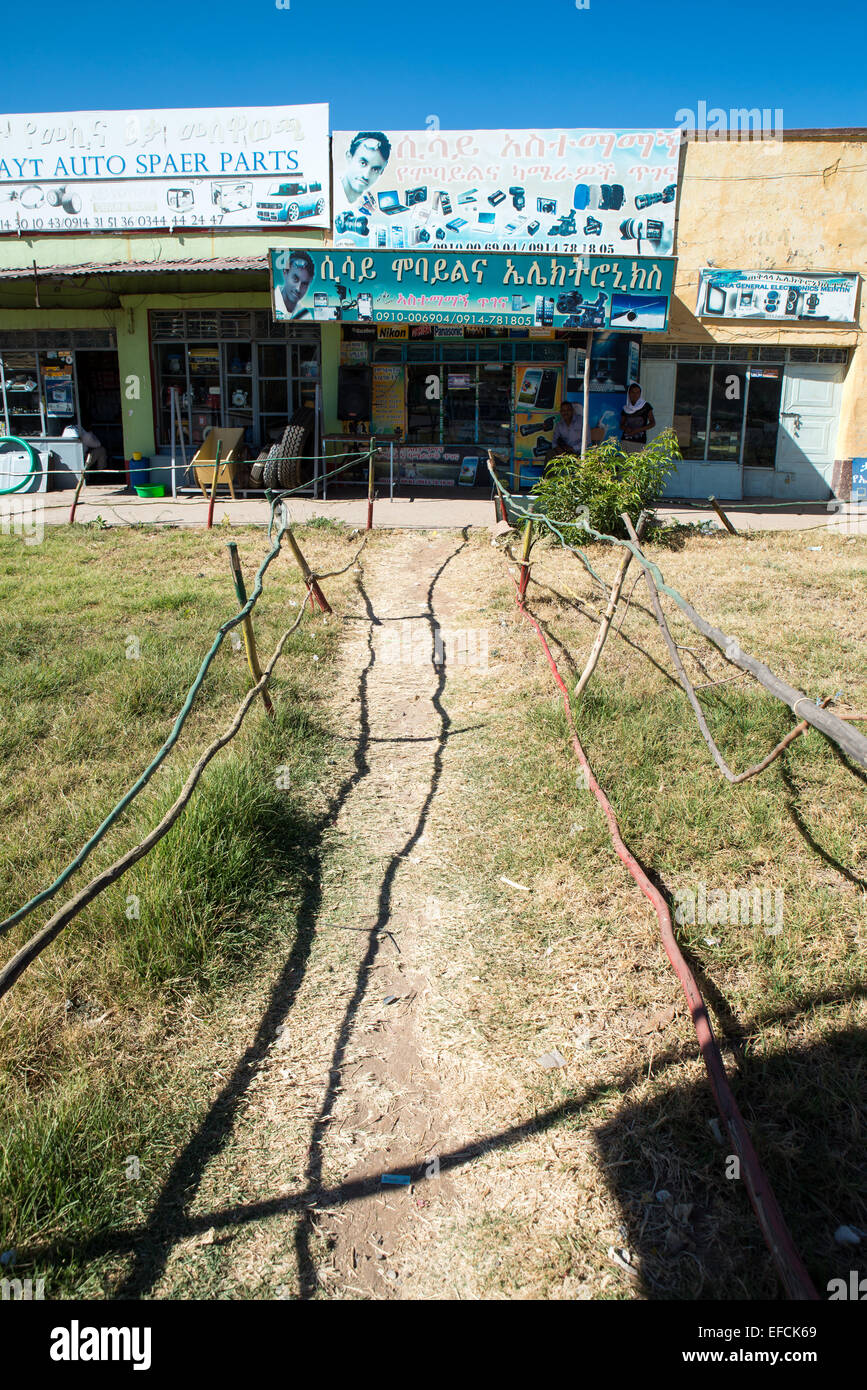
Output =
[{"x1": 622, "y1": 383, "x2": 647, "y2": 414}]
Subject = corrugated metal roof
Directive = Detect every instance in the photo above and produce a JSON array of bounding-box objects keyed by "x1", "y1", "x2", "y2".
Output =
[{"x1": 0, "y1": 256, "x2": 268, "y2": 279}]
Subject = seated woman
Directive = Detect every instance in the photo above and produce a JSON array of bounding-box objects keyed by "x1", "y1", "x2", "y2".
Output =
[{"x1": 619, "y1": 383, "x2": 655, "y2": 453}]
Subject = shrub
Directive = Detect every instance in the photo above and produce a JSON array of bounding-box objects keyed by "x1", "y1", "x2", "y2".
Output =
[{"x1": 528, "y1": 428, "x2": 681, "y2": 543}]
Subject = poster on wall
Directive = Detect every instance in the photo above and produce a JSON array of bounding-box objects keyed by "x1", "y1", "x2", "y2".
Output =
[
  {"x1": 331, "y1": 128, "x2": 680, "y2": 257},
  {"x1": 270, "y1": 249, "x2": 676, "y2": 331},
  {"x1": 0, "y1": 105, "x2": 330, "y2": 233},
  {"x1": 696, "y1": 269, "x2": 859, "y2": 325},
  {"x1": 371, "y1": 364, "x2": 406, "y2": 436},
  {"x1": 513, "y1": 363, "x2": 564, "y2": 488}
]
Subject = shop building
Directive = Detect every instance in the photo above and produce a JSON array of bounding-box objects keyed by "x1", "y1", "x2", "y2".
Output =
[{"x1": 0, "y1": 115, "x2": 863, "y2": 501}]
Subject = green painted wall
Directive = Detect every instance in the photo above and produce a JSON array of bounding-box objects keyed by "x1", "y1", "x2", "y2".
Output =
[{"x1": 0, "y1": 229, "x2": 340, "y2": 459}]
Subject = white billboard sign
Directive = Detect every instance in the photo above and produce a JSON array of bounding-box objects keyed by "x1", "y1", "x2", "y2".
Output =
[{"x1": 0, "y1": 105, "x2": 330, "y2": 233}]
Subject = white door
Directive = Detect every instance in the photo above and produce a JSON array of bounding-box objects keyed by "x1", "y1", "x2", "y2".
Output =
[
  {"x1": 775, "y1": 364, "x2": 844, "y2": 499},
  {"x1": 641, "y1": 360, "x2": 684, "y2": 497}
]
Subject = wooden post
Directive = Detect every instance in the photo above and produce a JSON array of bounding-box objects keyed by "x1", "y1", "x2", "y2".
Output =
[
  {"x1": 68, "y1": 459, "x2": 89, "y2": 525},
  {"x1": 284, "y1": 526, "x2": 332, "y2": 614},
  {"x1": 206, "y1": 441, "x2": 222, "y2": 531},
  {"x1": 517, "y1": 517, "x2": 533, "y2": 602},
  {"x1": 580, "y1": 330, "x2": 592, "y2": 456},
  {"x1": 366, "y1": 439, "x2": 375, "y2": 532},
  {"x1": 708, "y1": 495, "x2": 738, "y2": 535},
  {"x1": 575, "y1": 510, "x2": 647, "y2": 695},
  {"x1": 226, "y1": 543, "x2": 274, "y2": 716}
]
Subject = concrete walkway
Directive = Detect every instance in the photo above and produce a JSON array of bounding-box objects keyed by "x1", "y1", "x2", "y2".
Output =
[{"x1": 32, "y1": 485, "x2": 863, "y2": 534}]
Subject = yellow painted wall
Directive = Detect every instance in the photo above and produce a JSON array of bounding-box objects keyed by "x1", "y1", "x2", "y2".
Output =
[{"x1": 672, "y1": 138, "x2": 865, "y2": 461}]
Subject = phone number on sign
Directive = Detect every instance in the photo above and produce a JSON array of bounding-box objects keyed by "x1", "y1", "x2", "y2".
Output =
[{"x1": 374, "y1": 312, "x2": 533, "y2": 326}]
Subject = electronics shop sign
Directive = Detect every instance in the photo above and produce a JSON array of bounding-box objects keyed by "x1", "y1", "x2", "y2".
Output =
[
  {"x1": 696, "y1": 269, "x2": 860, "y2": 325},
  {"x1": 271, "y1": 249, "x2": 676, "y2": 332},
  {"x1": 331, "y1": 128, "x2": 681, "y2": 257},
  {"x1": 0, "y1": 105, "x2": 330, "y2": 233}
]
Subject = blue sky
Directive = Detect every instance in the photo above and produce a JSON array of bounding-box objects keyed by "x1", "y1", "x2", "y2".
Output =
[{"x1": 2, "y1": 0, "x2": 863, "y2": 130}]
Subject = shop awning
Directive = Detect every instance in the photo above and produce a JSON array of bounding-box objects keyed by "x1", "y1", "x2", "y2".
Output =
[{"x1": 0, "y1": 255, "x2": 268, "y2": 279}]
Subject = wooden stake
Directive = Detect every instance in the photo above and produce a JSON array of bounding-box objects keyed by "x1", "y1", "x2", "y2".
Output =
[
  {"x1": 283, "y1": 526, "x2": 332, "y2": 613},
  {"x1": 226, "y1": 543, "x2": 274, "y2": 716},
  {"x1": 366, "y1": 440, "x2": 375, "y2": 532},
  {"x1": 517, "y1": 517, "x2": 533, "y2": 601},
  {"x1": 206, "y1": 440, "x2": 222, "y2": 531},
  {"x1": 575, "y1": 510, "x2": 647, "y2": 695},
  {"x1": 708, "y1": 495, "x2": 738, "y2": 535},
  {"x1": 68, "y1": 460, "x2": 89, "y2": 524}
]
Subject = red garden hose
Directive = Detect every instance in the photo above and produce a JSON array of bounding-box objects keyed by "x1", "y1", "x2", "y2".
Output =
[{"x1": 514, "y1": 585, "x2": 818, "y2": 1301}]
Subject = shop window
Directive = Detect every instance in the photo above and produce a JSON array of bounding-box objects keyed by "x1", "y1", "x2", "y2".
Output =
[
  {"x1": 443, "y1": 365, "x2": 477, "y2": 444},
  {"x1": 673, "y1": 364, "x2": 712, "y2": 460},
  {"x1": 152, "y1": 321, "x2": 319, "y2": 450},
  {"x1": 708, "y1": 366, "x2": 746, "y2": 460},
  {"x1": 674, "y1": 362, "x2": 782, "y2": 466},
  {"x1": 743, "y1": 373, "x2": 783, "y2": 467},
  {"x1": 406, "y1": 365, "x2": 440, "y2": 444},
  {"x1": 478, "y1": 364, "x2": 512, "y2": 445},
  {"x1": 0, "y1": 348, "x2": 79, "y2": 440}
]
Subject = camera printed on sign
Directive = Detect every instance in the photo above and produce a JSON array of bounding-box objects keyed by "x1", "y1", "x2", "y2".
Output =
[
  {"x1": 0, "y1": 106, "x2": 331, "y2": 233},
  {"x1": 331, "y1": 128, "x2": 680, "y2": 257}
]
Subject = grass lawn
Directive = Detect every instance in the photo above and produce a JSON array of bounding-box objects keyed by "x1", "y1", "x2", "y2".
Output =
[
  {"x1": 0, "y1": 517, "x2": 864, "y2": 1301},
  {"x1": 0, "y1": 518, "x2": 360, "y2": 1294}
]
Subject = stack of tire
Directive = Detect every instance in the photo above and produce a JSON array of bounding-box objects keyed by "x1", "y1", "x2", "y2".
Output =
[{"x1": 251, "y1": 407, "x2": 316, "y2": 491}]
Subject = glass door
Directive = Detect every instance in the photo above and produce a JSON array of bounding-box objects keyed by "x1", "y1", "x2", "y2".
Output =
[
  {"x1": 224, "y1": 343, "x2": 255, "y2": 445},
  {"x1": 257, "y1": 343, "x2": 290, "y2": 449},
  {"x1": 187, "y1": 344, "x2": 222, "y2": 447}
]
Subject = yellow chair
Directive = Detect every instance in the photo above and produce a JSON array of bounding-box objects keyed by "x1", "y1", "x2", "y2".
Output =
[{"x1": 191, "y1": 428, "x2": 245, "y2": 499}]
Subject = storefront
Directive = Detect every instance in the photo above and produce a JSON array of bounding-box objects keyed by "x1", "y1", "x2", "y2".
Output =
[
  {"x1": 0, "y1": 329, "x2": 123, "y2": 467},
  {"x1": 2, "y1": 114, "x2": 863, "y2": 502},
  {"x1": 149, "y1": 307, "x2": 319, "y2": 454},
  {"x1": 272, "y1": 244, "x2": 677, "y2": 490},
  {"x1": 643, "y1": 341, "x2": 851, "y2": 500}
]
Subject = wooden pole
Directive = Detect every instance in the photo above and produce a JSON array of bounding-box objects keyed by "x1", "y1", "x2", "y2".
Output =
[
  {"x1": 68, "y1": 459, "x2": 89, "y2": 525},
  {"x1": 580, "y1": 330, "x2": 592, "y2": 456},
  {"x1": 226, "y1": 542, "x2": 274, "y2": 717},
  {"x1": 517, "y1": 516, "x2": 533, "y2": 601},
  {"x1": 366, "y1": 438, "x2": 375, "y2": 531},
  {"x1": 206, "y1": 440, "x2": 222, "y2": 531},
  {"x1": 708, "y1": 495, "x2": 738, "y2": 535},
  {"x1": 575, "y1": 510, "x2": 647, "y2": 695},
  {"x1": 283, "y1": 526, "x2": 332, "y2": 614}
]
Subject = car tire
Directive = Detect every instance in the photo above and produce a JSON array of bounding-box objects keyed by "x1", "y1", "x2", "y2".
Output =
[
  {"x1": 287, "y1": 203, "x2": 300, "y2": 222},
  {"x1": 260, "y1": 409, "x2": 317, "y2": 493},
  {"x1": 315, "y1": 199, "x2": 324, "y2": 215},
  {"x1": 276, "y1": 407, "x2": 316, "y2": 490}
]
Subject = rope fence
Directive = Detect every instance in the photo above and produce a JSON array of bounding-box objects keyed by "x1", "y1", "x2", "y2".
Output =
[
  {"x1": 0, "y1": 497, "x2": 367, "y2": 976},
  {"x1": 485, "y1": 450, "x2": 867, "y2": 1300}
]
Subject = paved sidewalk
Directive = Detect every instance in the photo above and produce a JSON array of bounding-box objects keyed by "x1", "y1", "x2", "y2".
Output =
[{"x1": 32, "y1": 485, "x2": 864, "y2": 534}]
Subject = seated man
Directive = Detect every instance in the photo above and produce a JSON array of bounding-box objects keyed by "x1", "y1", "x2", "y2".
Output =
[
  {"x1": 549, "y1": 400, "x2": 584, "y2": 458},
  {"x1": 63, "y1": 423, "x2": 108, "y2": 469}
]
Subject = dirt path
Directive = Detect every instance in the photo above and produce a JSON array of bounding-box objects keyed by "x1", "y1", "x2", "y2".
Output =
[
  {"x1": 140, "y1": 530, "x2": 720, "y2": 1301},
  {"x1": 147, "y1": 529, "x2": 508, "y2": 1299}
]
